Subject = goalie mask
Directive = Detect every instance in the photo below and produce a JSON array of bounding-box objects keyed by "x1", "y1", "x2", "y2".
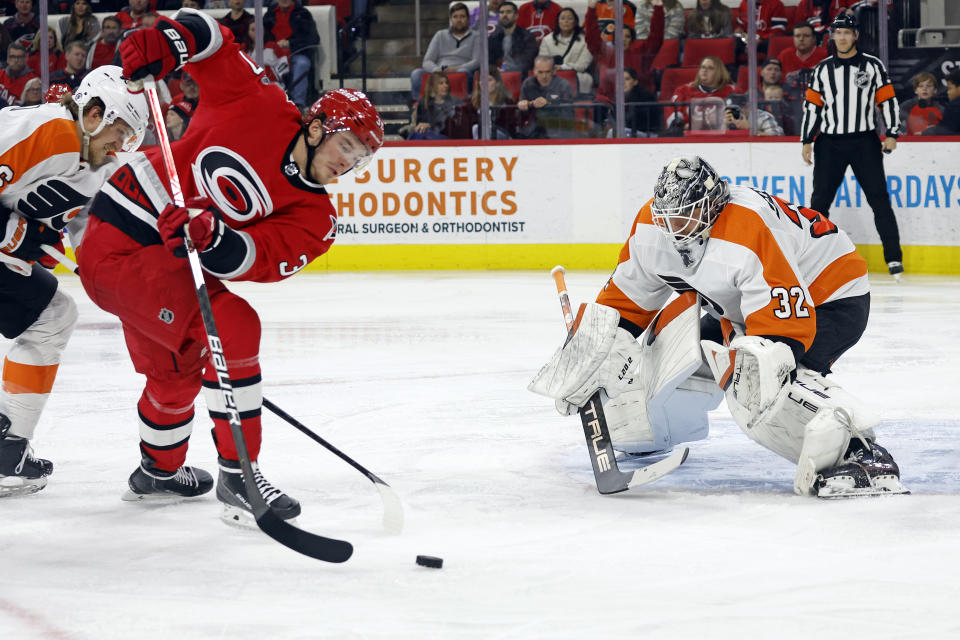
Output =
[
  {"x1": 651, "y1": 156, "x2": 730, "y2": 268},
  {"x1": 71, "y1": 65, "x2": 148, "y2": 157}
]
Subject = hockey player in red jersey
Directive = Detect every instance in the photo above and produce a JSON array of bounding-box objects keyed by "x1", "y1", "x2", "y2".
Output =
[
  {"x1": 76, "y1": 8, "x2": 384, "y2": 523},
  {"x1": 1, "y1": 66, "x2": 147, "y2": 497},
  {"x1": 531, "y1": 156, "x2": 907, "y2": 498}
]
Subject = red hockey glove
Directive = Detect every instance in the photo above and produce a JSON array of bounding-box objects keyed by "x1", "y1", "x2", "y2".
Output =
[
  {"x1": 120, "y1": 17, "x2": 197, "y2": 81},
  {"x1": 1, "y1": 211, "x2": 62, "y2": 262},
  {"x1": 157, "y1": 197, "x2": 226, "y2": 257}
]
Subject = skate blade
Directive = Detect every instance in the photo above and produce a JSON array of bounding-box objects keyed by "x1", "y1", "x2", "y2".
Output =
[
  {"x1": 817, "y1": 476, "x2": 910, "y2": 499},
  {"x1": 121, "y1": 489, "x2": 204, "y2": 502},
  {"x1": 220, "y1": 504, "x2": 298, "y2": 529},
  {"x1": 0, "y1": 475, "x2": 48, "y2": 498}
]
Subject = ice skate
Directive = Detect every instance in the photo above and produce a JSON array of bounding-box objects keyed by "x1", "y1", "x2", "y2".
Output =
[
  {"x1": 0, "y1": 414, "x2": 54, "y2": 497},
  {"x1": 122, "y1": 464, "x2": 214, "y2": 501},
  {"x1": 887, "y1": 261, "x2": 904, "y2": 282},
  {"x1": 216, "y1": 456, "x2": 301, "y2": 527},
  {"x1": 815, "y1": 440, "x2": 909, "y2": 498}
]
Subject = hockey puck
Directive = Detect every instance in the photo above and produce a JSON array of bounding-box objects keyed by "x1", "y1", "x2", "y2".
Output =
[{"x1": 416, "y1": 555, "x2": 443, "y2": 569}]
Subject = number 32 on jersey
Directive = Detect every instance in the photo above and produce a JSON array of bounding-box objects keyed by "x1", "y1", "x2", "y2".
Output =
[{"x1": 771, "y1": 285, "x2": 811, "y2": 319}]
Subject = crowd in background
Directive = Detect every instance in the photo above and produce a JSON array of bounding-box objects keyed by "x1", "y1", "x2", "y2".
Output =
[
  {"x1": 405, "y1": 0, "x2": 960, "y2": 140},
  {"x1": 0, "y1": 0, "x2": 333, "y2": 140}
]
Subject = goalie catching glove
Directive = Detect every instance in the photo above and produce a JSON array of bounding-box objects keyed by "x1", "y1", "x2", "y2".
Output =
[
  {"x1": 528, "y1": 303, "x2": 644, "y2": 414},
  {"x1": 726, "y1": 335, "x2": 796, "y2": 424}
]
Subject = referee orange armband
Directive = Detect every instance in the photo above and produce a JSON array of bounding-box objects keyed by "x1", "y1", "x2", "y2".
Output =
[{"x1": 805, "y1": 88, "x2": 824, "y2": 106}]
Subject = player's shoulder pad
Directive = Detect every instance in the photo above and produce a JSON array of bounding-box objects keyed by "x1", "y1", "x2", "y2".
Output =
[{"x1": 173, "y1": 8, "x2": 223, "y2": 62}]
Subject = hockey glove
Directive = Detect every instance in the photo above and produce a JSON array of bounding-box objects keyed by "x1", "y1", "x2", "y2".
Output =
[
  {"x1": 157, "y1": 197, "x2": 226, "y2": 257},
  {"x1": 1, "y1": 211, "x2": 61, "y2": 262},
  {"x1": 120, "y1": 17, "x2": 197, "y2": 81},
  {"x1": 728, "y1": 336, "x2": 795, "y2": 419}
]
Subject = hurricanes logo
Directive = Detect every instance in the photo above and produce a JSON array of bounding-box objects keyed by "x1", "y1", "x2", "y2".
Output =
[{"x1": 194, "y1": 147, "x2": 273, "y2": 223}]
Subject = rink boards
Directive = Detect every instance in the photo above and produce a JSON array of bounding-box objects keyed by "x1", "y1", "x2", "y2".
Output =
[{"x1": 317, "y1": 138, "x2": 960, "y2": 274}]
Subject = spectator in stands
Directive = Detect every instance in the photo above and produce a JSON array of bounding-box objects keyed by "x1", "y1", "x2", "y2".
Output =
[
  {"x1": 923, "y1": 69, "x2": 960, "y2": 135},
  {"x1": 636, "y1": 0, "x2": 683, "y2": 41},
  {"x1": 586, "y1": 0, "x2": 663, "y2": 103},
  {"x1": 165, "y1": 100, "x2": 193, "y2": 141},
  {"x1": 116, "y1": 0, "x2": 149, "y2": 31},
  {"x1": 725, "y1": 96, "x2": 783, "y2": 135},
  {"x1": 264, "y1": 0, "x2": 320, "y2": 109},
  {"x1": 60, "y1": 0, "x2": 100, "y2": 49},
  {"x1": 242, "y1": 20, "x2": 288, "y2": 87},
  {"x1": 733, "y1": 0, "x2": 787, "y2": 45},
  {"x1": 489, "y1": 2, "x2": 538, "y2": 77},
  {"x1": 181, "y1": 0, "x2": 202, "y2": 8},
  {"x1": 408, "y1": 71, "x2": 463, "y2": 140},
  {"x1": 3, "y1": 0, "x2": 38, "y2": 44},
  {"x1": 467, "y1": 68, "x2": 520, "y2": 138},
  {"x1": 220, "y1": 0, "x2": 253, "y2": 45},
  {"x1": 759, "y1": 57, "x2": 783, "y2": 92},
  {"x1": 901, "y1": 72, "x2": 944, "y2": 136},
  {"x1": 762, "y1": 83, "x2": 797, "y2": 134},
  {"x1": 0, "y1": 42, "x2": 35, "y2": 104},
  {"x1": 793, "y1": 0, "x2": 854, "y2": 41},
  {"x1": 517, "y1": 55, "x2": 575, "y2": 138},
  {"x1": 686, "y1": 0, "x2": 734, "y2": 39},
  {"x1": 27, "y1": 27, "x2": 64, "y2": 75},
  {"x1": 538, "y1": 7, "x2": 592, "y2": 95},
  {"x1": 141, "y1": 11, "x2": 158, "y2": 29},
  {"x1": 50, "y1": 41, "x2": 87, "y2": 89},
  {"x1": 595, "y1": 0, "x2": 635, "y2": 43},
  {"x1": 19, "y1": 75, "x2": 40, "y2": 104},
  {"x1": 623, "y1": 67, "x2": 659, "y2": 136},
  {"x1": 666, "y1": 55, "x2": 736, "y2": 131},
  {"x1": 780, "y1": 21, "x2": 827, "y2": 76},
  {"x1": 175, "y1": 71, "x2": 199, "y2": 109},
  {"x1": 517, "y1": 0, "x2": 561, "y2": 44},
  {"x1": 413, "y1": 2, "x2": 480, "y2": 101},
  {"x1": 86, "y1": 15, "x2": 121, "y2": 69},
  {"x1": 470, "y1": 0, "x2": 502, "y2": 35}
]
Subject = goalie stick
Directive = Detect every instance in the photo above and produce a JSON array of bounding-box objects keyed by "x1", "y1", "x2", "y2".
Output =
[
  {"x1": 550, "y1": 266, "x2": 688, "y2": 494},
  {"x1": 142, "y1": 77, "x2": 353, "y2": 563}
]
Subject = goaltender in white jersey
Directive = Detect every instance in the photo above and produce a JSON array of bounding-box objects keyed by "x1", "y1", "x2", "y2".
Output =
[{"x1": 530, "y1": 156, "x2": 908, "y2": 498}]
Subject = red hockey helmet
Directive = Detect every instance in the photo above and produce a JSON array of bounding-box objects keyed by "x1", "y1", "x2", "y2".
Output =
[
  {"x1": 44, "y1": 83, "x2": 72, "y2": 104},
  {"x1": 305, "y1": 88, "x2": 384, "y2": 156}
]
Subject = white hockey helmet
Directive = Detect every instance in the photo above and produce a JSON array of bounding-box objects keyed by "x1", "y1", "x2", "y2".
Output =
[{"x1": 72, "y1": 65, "x2": 149, "y2": 154}]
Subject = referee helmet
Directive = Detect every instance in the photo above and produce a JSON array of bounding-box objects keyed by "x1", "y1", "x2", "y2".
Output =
[{"x1": 830, "y1": 13, "x2": 858, "y2": 34}]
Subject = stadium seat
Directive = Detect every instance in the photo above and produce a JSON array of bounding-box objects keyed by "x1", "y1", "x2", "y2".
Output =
[
  {"x1": 735, "y1": 65, "x2": 750, "y2": 92},
  {"x1": 659, "y1": 66, "x2": 698, "y2": 100},
  {"x1": 555, "y1": 69, "x2": 578, "y2": 96},
  {"x1": 418, "y1": 71, "x2": 469, "y2": 101},
  {"x1": 767, "y1": 35, "x2": 794, "y2": 60},
  {"x1": 652, "y1": 39, "x2": 681, "y2": 71},
  {"x1": 501, "y1": 71, "x2": 523, "y2": 100},
  {"x1": 681, "y1": 37, "x2": 736, "y2": 66}
]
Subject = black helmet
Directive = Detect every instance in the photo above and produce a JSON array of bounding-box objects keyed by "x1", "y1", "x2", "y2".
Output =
[{"x1": 830, "y1": 12, "x2": 858, "y2": 34}]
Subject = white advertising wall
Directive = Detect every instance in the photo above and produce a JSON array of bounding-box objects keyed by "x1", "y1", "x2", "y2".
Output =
[{"x1": 320, "y1": 140, "x2": 960, "y2": 273}]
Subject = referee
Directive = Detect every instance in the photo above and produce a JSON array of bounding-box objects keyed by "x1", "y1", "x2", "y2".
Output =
[{"x1": 800, "y1": 13, "x2": 904, "y2": 278}]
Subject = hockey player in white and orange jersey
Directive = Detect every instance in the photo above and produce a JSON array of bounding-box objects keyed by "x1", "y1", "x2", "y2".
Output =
[
  {"x1": 0, "y1": 66, "x2": 148, "y2": 496},
  {"x1": 533, "y1": 156, "x2": 907, "y2": 498}
]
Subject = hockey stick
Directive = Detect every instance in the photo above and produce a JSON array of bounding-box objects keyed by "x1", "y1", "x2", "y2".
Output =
[
  {"x1": 550, "y1": 266, "x2": 688, "y2": 494},
  {"x1": 262, "y1": 398, "x2": 404, "y2": 534},
  {"x1": 39, "y1": 246, "x2": 402, "y2": 532},
  {"x1": 142, "y1": 77, "x2": 352, "y2": 562}
]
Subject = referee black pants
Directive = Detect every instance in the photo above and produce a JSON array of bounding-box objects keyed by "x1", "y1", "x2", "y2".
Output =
[{"x1": 810, "y1": 132, "x2": 903, "y2": 264}]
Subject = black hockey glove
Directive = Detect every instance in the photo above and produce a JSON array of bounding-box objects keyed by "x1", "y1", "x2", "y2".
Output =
[{"x1": 1, "y1": 210, "x2": 61, "y2": 262}]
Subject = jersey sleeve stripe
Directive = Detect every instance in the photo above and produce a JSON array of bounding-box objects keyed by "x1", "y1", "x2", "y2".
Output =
[
  {"x1": 875, "y1": 83, "x2": 895, "y2": 104},
  {"x1": 596, "y1": 278, "x2": 659, "y2": 331},
  {"x1": 807, "y1": 249, "x2": 868, "y2": 306},
  {"x1": 0, "y1": 118, "x2": 80, "y2": 196}
]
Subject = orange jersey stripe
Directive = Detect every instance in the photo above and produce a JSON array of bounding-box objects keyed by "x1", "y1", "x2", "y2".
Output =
[
  {"x1": 2, "y1": 358, "x2": 60, "y2": 394},
  {"x1": 712, "y1": 204, "x2": 817, "y2": 351},
  {"x1": 807, "y1": 249, "x2": 867, "y2": 306},
  {"x1": 0, "y1": 117, "x2": 79, "y2": 196},
  {"x1": 596, "y1": 278, "x2": 659, "y2": 329},
  {"x1": 805, "y1": 87, "x2": 824, "y2": 107},
  {"x1": 875, "y1": 83, "x2": 895, "y2": 104}
]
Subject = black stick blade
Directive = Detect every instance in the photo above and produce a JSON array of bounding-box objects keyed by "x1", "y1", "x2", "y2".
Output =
[{"x1": 255, "y1": 509, "x2": 354, "y2": 563}]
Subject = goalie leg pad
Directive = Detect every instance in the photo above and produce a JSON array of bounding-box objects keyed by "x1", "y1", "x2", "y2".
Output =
[{"x1": 529, "y1": 303, "x2": 643, "y2": 409}]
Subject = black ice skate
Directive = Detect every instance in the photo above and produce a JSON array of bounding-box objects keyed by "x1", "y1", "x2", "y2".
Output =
[
  {"x1": 216, "y1": 456, "x2": 301, "y2": 526},
  {"x1": 122, "y1": 463, "x2": 214, "y2": 501},
  {"x1": 0, "y1": 414, "x2": 54, "y2": 497},
  {"x1": 815, "y1": 439, "x2": 909, "y2": 499}
]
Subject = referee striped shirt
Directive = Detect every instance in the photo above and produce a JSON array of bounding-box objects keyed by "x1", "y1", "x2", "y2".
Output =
[{"x1": 800, "y1": 51, "x2": 901, "y2": 144}]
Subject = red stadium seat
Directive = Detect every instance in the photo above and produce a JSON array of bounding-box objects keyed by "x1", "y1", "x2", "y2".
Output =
[
  {"x1": 767, "y1": 35, "x2": 794, "y2": 60},
  {"x1": 658, "y1": 66, "x2": 698, "y2": 100},
  {"x1": 735, "y1": 65, "x2": 750, "y2": 92},
  {"x1": 652, "y1": 39, "x2": 681, "y2": 71},
  {"x1": 501, "y1": 71, "x2": 523, "y2": 100},
  {"x1": 418, "y1": 71, "x2": 469, "y2": 101},
  {"x1": 681, "y1": 37, "x2": 736, "y2": 66},
  {"x1": 555, "y1": 69, "x2": 578, "y2": 96}
]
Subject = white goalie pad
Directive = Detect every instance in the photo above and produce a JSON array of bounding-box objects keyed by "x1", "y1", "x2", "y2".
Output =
[
  {"x1": 528, "y1": 303, "x2": 644, "y2": 408},
  {"x1": 609, "y1": 293, "x2": 722, "y2": 453}
]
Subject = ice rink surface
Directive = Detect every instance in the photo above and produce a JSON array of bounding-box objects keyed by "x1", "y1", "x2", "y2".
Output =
[{"x1": 2, "y1": 270, "x2": 959, "y2": 639}]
